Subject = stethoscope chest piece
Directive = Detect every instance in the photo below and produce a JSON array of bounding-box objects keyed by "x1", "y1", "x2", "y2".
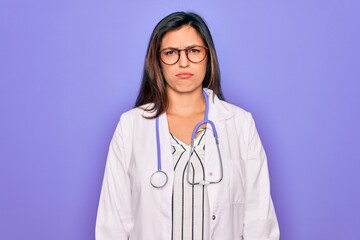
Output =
[{"x1": 150, "y1": 170, "x2": 168, "y2": 188}]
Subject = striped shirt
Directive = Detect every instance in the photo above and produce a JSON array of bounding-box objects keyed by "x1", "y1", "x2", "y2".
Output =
[{"x1": 171, "y1": 129, "x2": 210, "y2": 240}]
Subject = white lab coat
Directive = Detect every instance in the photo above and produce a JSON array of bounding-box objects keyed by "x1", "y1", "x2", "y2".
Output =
[{"x1": 96, "y1": 89, "x2": 280, "y2": 240}]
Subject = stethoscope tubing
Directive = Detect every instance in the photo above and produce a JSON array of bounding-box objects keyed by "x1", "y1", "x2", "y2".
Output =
[
  {"x1": 186, "y1": 118, "x2": 223, "y2": 186},
  {"x1": 151, "y1": 90, "x2": 223, "y2": 188},
  {"x1": 155, "y1": 117, "x2": 162, "y2": 171}
]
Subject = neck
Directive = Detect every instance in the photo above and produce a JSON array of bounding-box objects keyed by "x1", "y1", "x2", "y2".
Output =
[{"x1": 166, "y1": 88, "x2": 205, "y2": 117}]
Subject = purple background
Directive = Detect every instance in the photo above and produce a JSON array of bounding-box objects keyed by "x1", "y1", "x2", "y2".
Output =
[{"x1": 1, "y1": 0, "x2": 359, "y2": 239}]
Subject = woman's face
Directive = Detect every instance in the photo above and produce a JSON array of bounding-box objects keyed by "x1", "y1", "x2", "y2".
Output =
[{"x1": 159, "y1": 25, "x2": 207, "y2": 95}]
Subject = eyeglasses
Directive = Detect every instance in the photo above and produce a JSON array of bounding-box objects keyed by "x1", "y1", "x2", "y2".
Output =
[{"x1": 159, "y1": 45, "x2": 208, "y2": 65}]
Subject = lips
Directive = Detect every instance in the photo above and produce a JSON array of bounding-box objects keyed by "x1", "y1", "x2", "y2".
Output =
[{"x1": 175, "y1": 72, "x2": 194, "y2": 79}]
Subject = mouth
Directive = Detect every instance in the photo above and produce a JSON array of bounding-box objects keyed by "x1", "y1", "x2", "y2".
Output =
[{"x1": 175, "y1": 72, "x2": 194, "y2": 79}]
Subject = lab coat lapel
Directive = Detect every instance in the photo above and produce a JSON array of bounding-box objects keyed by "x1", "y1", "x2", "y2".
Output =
[
  {"x1": 203, "y1": 89, "x2": 233, "y2": 210},
  {"x1": 204, "y1": 90, "x2": 231, "y2": 173},
  {"x1": 158, "y1": 113, "x2": 174, "y2": 203}
]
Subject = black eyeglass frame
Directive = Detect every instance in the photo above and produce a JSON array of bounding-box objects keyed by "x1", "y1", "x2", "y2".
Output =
[{"x1": 158, "y1": 45, "x2": 209, "y2": 65}]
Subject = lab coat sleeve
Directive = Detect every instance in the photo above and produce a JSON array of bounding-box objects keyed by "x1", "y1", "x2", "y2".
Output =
[
  {"x1": 95, "y1": 116, "x2": 133, "y2": 240},
  {"x1": 242, "y1": 113, "x2": 280, "y2": 240}
]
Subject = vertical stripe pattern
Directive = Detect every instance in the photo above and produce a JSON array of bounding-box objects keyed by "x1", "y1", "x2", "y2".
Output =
[{"x1": 171, "y1": 129, "x2": 210, "y2": 240}]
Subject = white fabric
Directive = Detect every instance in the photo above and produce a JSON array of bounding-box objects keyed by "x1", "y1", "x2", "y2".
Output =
[
  {"x1": 171, "y1": 130, "x2": 210, "y2": 240},
  {"x1": 95, "y1": 88, "x2": 280, "y2": 240}
]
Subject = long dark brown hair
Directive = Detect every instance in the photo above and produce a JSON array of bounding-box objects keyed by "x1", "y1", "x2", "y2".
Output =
[{"x1": 135, "y1": 12, "x2": 224, "y2": 118}]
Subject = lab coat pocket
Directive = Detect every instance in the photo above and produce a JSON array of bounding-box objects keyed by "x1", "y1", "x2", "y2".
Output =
[{"x1": 210, "y1": 202, "x2": 245, "y2": 240}]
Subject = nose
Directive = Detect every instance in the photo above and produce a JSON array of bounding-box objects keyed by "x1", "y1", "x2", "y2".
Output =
[{"x1": 178, "y1": 50, "x2": 190, "y2": 68}]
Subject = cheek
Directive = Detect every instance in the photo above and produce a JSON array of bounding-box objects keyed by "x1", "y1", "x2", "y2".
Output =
[
  {"x1": 161, "y1": 68, "x2": 170, "y2": 82},
  {"x1": 198, "y1": 62, "x2": 207, "y2": 79},
  {"x1": 161, "y1": 65, "x2": 175, "y2": 82}
]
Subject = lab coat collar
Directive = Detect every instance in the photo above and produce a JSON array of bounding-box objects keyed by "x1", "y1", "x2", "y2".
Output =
[{"x1": 203, "y1": 88, "x2": 234, "y2": 122}]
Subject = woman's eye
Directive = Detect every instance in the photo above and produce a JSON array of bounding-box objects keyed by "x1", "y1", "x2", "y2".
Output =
[
  {"x1": 164, "y1": 50, "x2": 176, "y2": 55},
  {"x1": 189, "y1": 48, "x2": 201, "y2": 54}
]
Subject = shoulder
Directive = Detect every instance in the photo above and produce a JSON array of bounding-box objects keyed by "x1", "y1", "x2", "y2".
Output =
[
  {"x1": 119, "y1": 103, "x2": 155, "y2": 122},
  {"x1": 221, "y1": 100, "x2": 255, "y2": 129},
  {"x1": 219, "y1": 100, "x2": 251, "y2": 117},
  {"x1": 113, "y1": 104, "x2": 155, "y2": 136},
  {"x1": 204, "y1": 88, "x2": 254, "y2": 126},
  {"x1": 213, "y1": 95, "x2": 254, "y2": 125},
  {"x1": 215, "y1": 100, "x2": 259, "y2": 147}
]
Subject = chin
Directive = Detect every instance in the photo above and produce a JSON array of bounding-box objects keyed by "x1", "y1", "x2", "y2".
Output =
[{"x1": 172, "y1": 85, "x2": 203, "y2": 94}]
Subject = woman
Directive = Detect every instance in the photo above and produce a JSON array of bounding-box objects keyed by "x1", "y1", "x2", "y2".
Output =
[{"x1": 96, "y1": 12, "x2": 279, "y2": 240}]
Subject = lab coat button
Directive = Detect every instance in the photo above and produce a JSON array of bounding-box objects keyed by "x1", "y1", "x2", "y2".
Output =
[
  {"x1": 212, "y1": 215, "x2": 216, "y2": 220},
  {"x1": 209, "y1": 172, "x2": 213, "y2": 176}
]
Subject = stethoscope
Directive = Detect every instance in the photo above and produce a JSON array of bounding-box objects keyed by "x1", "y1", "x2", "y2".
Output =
[{"x1": 150, "y1": 90, "x2": 224, "y2": 188}]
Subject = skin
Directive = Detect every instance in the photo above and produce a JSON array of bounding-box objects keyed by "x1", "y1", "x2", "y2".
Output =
[{"x1": 160, "y1": 25, "x2": 208, "y2": 145}]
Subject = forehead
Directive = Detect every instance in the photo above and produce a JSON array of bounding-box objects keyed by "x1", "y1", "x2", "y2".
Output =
[{"x1": 161, "y1": 25, "x2": 205, "y2": 48}]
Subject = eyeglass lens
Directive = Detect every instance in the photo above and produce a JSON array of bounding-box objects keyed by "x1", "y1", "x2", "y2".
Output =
[{"x1": 160, "y1": 46, "x2": 207, "y2": 65}]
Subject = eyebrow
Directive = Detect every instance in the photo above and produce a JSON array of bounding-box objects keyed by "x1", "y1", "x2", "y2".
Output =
[{"x1": 160, "y1": 44, "x2": 201, "y2": 51}]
